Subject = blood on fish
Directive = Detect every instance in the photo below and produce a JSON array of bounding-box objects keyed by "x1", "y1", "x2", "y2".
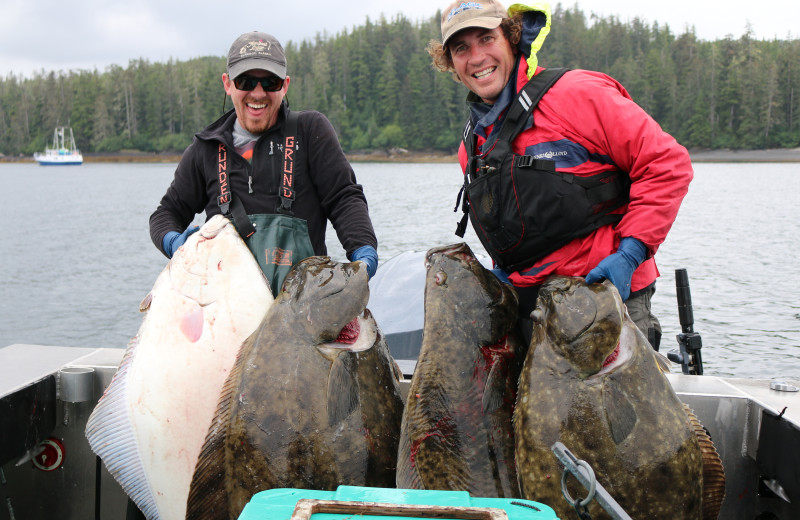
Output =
[
  {"x1": 408, "y1": 414, "x2": 460, "y2": 468},
  {"x1": 473, "y1": 336, "x2": 513, "y2": 381},
  {"x1": 336, "y1": 317, "x2": 360, "y2": 343},
  {"x1": 602, "y1": 342, "x2": 621, "y2": 367},
  {"x1": 480, "y1": 336, "x2": 513, "y2": 364},
  {"x1": 409, "y1": 431, "x2": 446, "y2": 467}
]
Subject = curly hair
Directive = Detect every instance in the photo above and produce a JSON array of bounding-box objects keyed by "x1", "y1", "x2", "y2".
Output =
[{"x1": 426, "y1": 13, "x2": 523, "y2": 83}]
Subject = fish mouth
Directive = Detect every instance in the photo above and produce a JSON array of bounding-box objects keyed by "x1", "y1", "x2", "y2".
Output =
[
  {"x1": 169, "y1": 217, "x2": 238, "y2": 307},
  {"x1": 424, "y1": 243, "x2": 481, "y2": 288},
  {"x1": 425, "y1": 243, "x2": 474, "y2": 268},
  {"x1": 198, "y1": 214, "x2": 229, "y2": 239},
  {"x1": 317, "y1": 309, "x2": 378, "y2": 355},
  {"x1": 592, "y1": 323, "x2": 635, "y2": 378}
]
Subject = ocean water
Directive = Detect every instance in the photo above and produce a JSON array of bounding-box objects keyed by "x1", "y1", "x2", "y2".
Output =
[{"x1": 1, "y1": 161, "x2": 798, "y2": 380}]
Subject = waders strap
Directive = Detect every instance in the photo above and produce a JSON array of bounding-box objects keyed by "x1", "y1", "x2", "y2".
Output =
[
  {"x1": 277, "y1": 112, "x2": 299, "y2": 215},
  {"x1": 216, "y1": 143, "x2": 256, "y2": 238}
]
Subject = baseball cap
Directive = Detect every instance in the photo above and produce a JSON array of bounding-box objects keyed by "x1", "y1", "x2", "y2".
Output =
[
  {"x1": 441, "y1": 0, "x2": 508, "y2": 46},
  {"x1": 227, "y1": 31, "x2": 287, "y2": 80}
]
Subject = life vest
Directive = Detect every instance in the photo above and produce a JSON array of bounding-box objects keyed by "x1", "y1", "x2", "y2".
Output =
[{"x1": 455, "y1": 68, "x2": 630, "y2": 272}]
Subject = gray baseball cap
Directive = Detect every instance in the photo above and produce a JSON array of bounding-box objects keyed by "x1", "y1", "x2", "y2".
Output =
[{"x1": 227, "y1": 31, "x2": 287, "y2": 80}]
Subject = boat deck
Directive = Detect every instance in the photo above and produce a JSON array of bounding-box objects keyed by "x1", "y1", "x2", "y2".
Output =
[{"x1": 2, "y1": 343, "x2": 799, "y2": 520}]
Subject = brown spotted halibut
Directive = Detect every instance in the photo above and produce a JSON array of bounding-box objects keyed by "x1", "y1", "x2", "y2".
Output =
[
  {"x1": 396, "y1": 243, "x2": 526, "y2": 497},
  {"x1": 514, "y1": 276, "x2": 725, "y2": 519},
  {"x1": 186, "y1": 256, "x2": 405, "y2": 520}
]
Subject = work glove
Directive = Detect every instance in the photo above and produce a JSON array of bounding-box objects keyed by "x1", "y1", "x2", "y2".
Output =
[
  {"x1": 350, "y1": 245, "x2": 378, "y2": 279},
  {"x1": 585, "y1": 237, "x2": 647, "y2": 301},
  {"x1": 490, "y1": 268, "x2": 512, "y2": 285},
  {"x1": 162, "y1": 225, "x2": 200, "y2": 258}
]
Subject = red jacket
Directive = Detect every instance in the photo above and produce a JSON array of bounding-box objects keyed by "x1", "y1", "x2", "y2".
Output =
[{"x1": 459, "y1": 57, "x2": 693, "y2": 291}]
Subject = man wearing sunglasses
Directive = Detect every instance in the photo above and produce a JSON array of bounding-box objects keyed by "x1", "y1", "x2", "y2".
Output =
[{"x1": 149, "y1": 31, "x2": 378, "y2": 295}]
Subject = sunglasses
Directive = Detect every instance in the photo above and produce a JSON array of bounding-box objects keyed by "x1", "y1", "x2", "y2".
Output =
[{"x1": 232, "y1": 74, "x2": 285, "y2": 92}]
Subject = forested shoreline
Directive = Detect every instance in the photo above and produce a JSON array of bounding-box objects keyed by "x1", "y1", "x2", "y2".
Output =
[{"x1": 1, "y1": 5, "x2": 798, "y2": 158}]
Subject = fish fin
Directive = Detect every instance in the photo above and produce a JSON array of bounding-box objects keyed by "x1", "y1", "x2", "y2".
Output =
[
  {"x1": 139, "y1": 292, "x2": 153, "y2": 312},
  {"x1": 397, "y1": 377, "x2": 473, "y2": 492},
  {"x1": 327, "y1": 353, "x2": 360, "y2": 427},
  {"x1": 186, "y1": 331, "x2": 257, "y2": 519},
  {"x1": 395, "y1": 431, "x2": 425, "y2": 490},
  {"x1": 603, "y1": 383, "x2": 637, "y2": 444},
  {"x1": 654, "y1": 351, "x2": 672, "y2": 373},
  {"x1": 482, "y1": 361, "x2": 506, "y2": 414},
  {"x1": 684, "y1": 404, "x2": 726, "y2": 520},
  {"x1": 85, "y1": 337, "x2": 160, "y2": 519}
]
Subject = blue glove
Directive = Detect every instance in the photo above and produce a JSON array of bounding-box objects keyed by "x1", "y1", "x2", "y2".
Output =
[
  {"x1": 162, "y1": 226, "x2": 200, "y2": 258},
  {"x1": 585, "y1": 237, "x2": 647, "y2": 301},
  {"x1": 490, "y1": 268, "x2": 512, "y2": 285},
  {"x1": 350, "y1": 245, "x2": 378, "y2": 279}
]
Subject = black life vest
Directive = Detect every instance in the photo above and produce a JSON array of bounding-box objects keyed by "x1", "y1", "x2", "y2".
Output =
[{"x1": 455, "y1": 68, "x2": 630, "y2": 272}]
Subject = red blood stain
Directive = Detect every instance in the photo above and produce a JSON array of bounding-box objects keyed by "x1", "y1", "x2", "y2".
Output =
[{"x1": 336, "y1": 317, "x2": 360, "y2": 344}]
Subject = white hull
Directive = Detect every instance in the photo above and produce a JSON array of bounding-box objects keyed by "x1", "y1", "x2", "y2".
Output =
[
  {"x1": 33, "y1": 151, "x2": 83, "y2": 165},
  {"x1": 35, "y1": 127, "x2": 83, "y2": 165}
]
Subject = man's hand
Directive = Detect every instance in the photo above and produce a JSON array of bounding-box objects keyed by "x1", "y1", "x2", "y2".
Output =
[
  {"x1": 585, "y1": 237, "x2": 647, "y2": 301},
  {"x1": 162, "y1": 226, "x2": 200, "y2": 258},
  {"x1": 351, "y1": 245, "x2": 378, "y2": 279}
]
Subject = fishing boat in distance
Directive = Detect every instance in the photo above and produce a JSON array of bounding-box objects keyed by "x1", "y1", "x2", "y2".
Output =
[{"x1": 33, "y1": 126, "x2": 83, "y2": 165}]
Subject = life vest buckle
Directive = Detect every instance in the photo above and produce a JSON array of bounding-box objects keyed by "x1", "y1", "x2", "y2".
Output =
[{"x1": 515, "y1": 155, "x2": 535, "y2": 168}]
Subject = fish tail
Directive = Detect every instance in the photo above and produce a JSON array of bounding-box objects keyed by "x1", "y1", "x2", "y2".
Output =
[{"x1": 85, "y1": 340, "x2": 160, "y2": 519}]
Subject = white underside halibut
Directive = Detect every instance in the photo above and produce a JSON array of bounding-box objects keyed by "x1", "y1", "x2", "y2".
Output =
[{"x1": 85, "y1": 215, "x2": 273, "y2": 520}]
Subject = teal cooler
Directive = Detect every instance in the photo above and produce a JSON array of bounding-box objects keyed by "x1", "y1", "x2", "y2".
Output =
[{"x1": 237, "y1": 486, "x2": 560, "y2": 520}]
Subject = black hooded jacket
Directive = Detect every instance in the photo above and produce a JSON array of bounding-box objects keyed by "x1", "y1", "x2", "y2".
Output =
[{"x1": 149, "y1": 102, "x2": 377, "y2": 258}]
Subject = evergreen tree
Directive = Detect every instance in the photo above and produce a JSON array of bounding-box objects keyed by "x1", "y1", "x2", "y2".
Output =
[{"x1": 1, "y1": 8, "x2": 798, "y2": 157}]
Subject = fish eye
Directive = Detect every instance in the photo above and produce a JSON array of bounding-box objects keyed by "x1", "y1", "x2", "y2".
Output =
[{"x1": 435, "y1": 271, "x2": 447, "y2": 286}]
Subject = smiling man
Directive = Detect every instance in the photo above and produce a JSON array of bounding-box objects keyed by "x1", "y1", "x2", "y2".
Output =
[
  {"x1": 149, "y1": 31, "x2": 378, "y2": 295},
  {"x1": 428, "y1": 1, "x2": 693, "y2": 350}
]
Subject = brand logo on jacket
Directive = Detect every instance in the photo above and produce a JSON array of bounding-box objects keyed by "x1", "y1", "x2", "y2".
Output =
[{"x1": 532, "y1": 150, "x2": 568, "y2": 160}]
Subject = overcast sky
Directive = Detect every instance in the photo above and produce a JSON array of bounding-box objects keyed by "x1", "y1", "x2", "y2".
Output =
[{"x1": 2, "y1": 0, "x2": 797, "y2": 78}]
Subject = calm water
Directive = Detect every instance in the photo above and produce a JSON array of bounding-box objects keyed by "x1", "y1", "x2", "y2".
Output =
[{"x1": 2, "y1": 161, "x2": 798, "y2": 380}]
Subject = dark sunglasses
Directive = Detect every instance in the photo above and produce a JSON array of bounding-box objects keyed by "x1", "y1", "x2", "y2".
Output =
[{"x1": 232, "y1": 74, "x2": 285, "y2": 92}]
